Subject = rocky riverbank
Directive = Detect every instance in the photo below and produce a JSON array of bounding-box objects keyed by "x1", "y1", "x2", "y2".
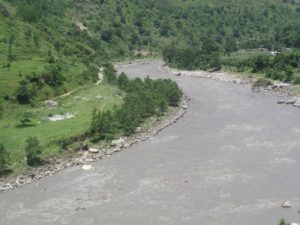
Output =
[
  {"x1": 161, "y1": 64, "x2": 300, "y2": 109},
  {"x1": 0, "y1": 94, "x2": 189, "y2": 193}
]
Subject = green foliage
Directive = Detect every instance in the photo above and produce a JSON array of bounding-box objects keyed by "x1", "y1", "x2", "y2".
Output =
[
  {"x1": 42, "y1": 64, "x2": 65, "y2": 87},
  {"x1": 163, "y1": 42, "x2": 221, "y2": 71},
  {"x1": 278, "y1": 219, "x2": 290, "y2": 225},
  {"x1": 224, "y1": 50, "x2": 300, "y2": 82},
  {"x1": 15, "y1": 83, "x2": 32, "y2": 104},
  {"x1": 0, "y1": 103, "x2": 3, "y2": 119},
  {"x1": 90, "y1": 73, "x2": 182, "y2": 139},
  {"x1": 0, "y1": 144, "x2": 10, "y2": 172},
  {"x1": 252, "y1": 78, "x2": 273, "y2": 88},
  {"x1": 252, "y1": 55, "x2": 272, "y2": 73},
  {"x1": 103, "y1": 64, "x2": 117, "y2": 84},
  {"x1": 117, "y1": 72, "x2": 129, "y2": 90},
  {"x1": 25, "y1": 137, "x2": 43, "y2": 166},
  {"x1": 293, "y1": 75, "x2": 300, "y2": 84},
  {"x1": 1, "y1": 0, "x2": 300, "y2": 100},
  {"x1": 266, "y1": 69, "x2": 286, "y2": 81},
  {"x1": 285, "y1": 66, "x2": 294, "y2": 82},
  {"x1": 225, "y1": 36, "x2": 238, "y2": 56}
]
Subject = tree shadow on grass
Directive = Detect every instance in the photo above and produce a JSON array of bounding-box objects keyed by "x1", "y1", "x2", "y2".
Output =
[
  {"x1": 16, "y1": 123, "x2": 36, "y2": 128},
  {"x1": 0, "y1": 168, "x2": 13, "y2": 177},
  {"x1": 27, "y1": 158, "x2": 50, "y2": 167}
]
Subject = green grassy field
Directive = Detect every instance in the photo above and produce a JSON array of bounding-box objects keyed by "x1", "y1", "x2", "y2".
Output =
[{"x1": 0, "y1": 83, "x2": 123, "y2": 172}]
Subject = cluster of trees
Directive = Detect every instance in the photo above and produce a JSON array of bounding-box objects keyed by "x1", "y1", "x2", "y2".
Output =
[
  {"x1": 0, "y1": 137, "x2": 43, "y2": 173},
  {"x1": 13, "y1": 60, "x2": 98, "y2": 104},
  {"x1": 0, "y1": 144, "x2": 10, "y2": 174},
  {"x1": 7, "y1": 0, "x2": 72, "y2": 22},
  {"x1": 14, "y1": 62, "x2": 65, "y2": 104},
  {"x1": 162, "y1": 40, "x2": 222, "y2": 71},
  {"x1": 24, "y1": 137, "x2": 43, "y2": 166},
  {"x1": 231, "y1": 50, "x2": 300, "y2": 83},
  {"x1": 90, "y1": 67, "x2": 182, "y2": 140}
]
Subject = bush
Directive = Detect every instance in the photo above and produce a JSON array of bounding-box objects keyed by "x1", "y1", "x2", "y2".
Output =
[
  {"x1": 103, "y1": 64, "x2": 117, "y2": 84},
  {"x1": 252, "y1": 78, "x2": 273, "y2": 88},
  {"x1": 15, "y1": 85, "x2": 32, "y2": 104},
  {"x1": 25, "y1": 137, "x2": 43, "y2": 166},
  {"x1": 284, "y1": 66, "x2": 294, "y2": 82},
  {"x1": 162, "y1": 43, "x2": 221, "y2": 70},
  {"x1": 42, "y1": 64, "x2": 65, "y2": 87},
  {"x1": 252, "y1": 55, "x2": 271, "y2": 73},
  {"x1": 0, "y1": 103, "x2": 3, "y2": 118},
  {"x1": 117, "y1": 72, "x2": 129, "y2": 90},
  {"x1": 265, "y1": 69, "x2": 285, "y2": 81},
  {"x1": 293, "y1": 76, "x2": 300, "y2": 85},
  {"x1": 0, "y1": 144, "x2": 10, "y2": 173}
]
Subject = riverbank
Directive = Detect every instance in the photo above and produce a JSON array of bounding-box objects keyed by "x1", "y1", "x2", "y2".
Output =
[
  {"x1": 0, "y1": 89, "x2": 189, "y2": 193},
  {"x1": 161, "y1": 63, "x2": 300, "y2": 108}
]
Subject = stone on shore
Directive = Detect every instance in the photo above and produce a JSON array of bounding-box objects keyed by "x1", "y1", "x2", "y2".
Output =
[
  {"x1": 281, "y1": 201, "x2": 292, "y2": 208},
  {"x1": 88, "y1": 148, "x2": 99, "y2": 153},
  {"x1": 44, "y1": 100, "x2": 58, "y2": 108}
]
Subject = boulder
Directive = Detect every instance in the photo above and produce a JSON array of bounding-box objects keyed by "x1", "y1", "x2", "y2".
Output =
[
  {"x1": 135, "y1": 127, "x2": 142, "y2": 133},
  {"x1": 111, "y1": 137, "x2": 126, "y2": 147},
  {"x1": 44, "y1": 100, "x2": 58, "y2": 108},
  {"x1": 182, "y1": 104, "x2": 188, "y2": 109},
  {"x1": 277, "y1": 100, "x2": 286, "y2": 104},
  {"x1": 82, "y1": 164, "x2": 94, "y2": 171},
  {"x1": 272, "y1": 83, "x2": 290, "y2": 89},
  {"x1": 287, "y1": 98, "x2": 296, "y2": 104},
  {"x1": 233, "y1": 79, "x2": 242, "y2": 84},
  {"x1": 281, "y1": 201, "x2": 292, "y2": 208},
  {"x1": 123, "y1": 143, "x2": 130, "y2": 148},
  {"x1": 88, "y1": 148, "x2": 99, "y2": 153}
]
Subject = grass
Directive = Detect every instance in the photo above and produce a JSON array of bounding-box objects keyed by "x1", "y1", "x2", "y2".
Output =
[{"x1": 0, "y1": 83, "x2": 123, "y2": 172}]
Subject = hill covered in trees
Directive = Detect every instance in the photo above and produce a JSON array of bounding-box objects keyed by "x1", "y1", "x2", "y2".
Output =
[{"x1": 0, "y1": 0, "x2": 299, "y2": 99}]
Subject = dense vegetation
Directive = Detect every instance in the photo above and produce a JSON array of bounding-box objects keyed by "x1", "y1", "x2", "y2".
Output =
[
  {"x1": 0, "y1": 0, "x2": 299, "y2": 94},
  {"x1": 90, "y1": 66, "x2": 182, "y2": 140},
  {"x1": 223, "y1": 49, "x2": 300, "y2": 83}
]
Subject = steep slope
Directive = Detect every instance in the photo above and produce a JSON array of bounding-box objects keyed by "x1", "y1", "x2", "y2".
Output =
[{"x1": 0, "y1": 0, "x2": 299, "y2": 99}]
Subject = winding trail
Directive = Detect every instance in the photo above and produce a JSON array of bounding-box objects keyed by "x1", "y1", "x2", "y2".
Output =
[{"x1": 1, "y1": 61, "x2": 300, "y2": 225}]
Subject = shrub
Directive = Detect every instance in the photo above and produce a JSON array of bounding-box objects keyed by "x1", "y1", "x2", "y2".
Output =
[
  {"x1": 284, "y1": 66, "x2": 294, "y2": 82},
  {"x1": 265, "y1": 69, "x2": 285, "y2": 81},
  {"x1": 293, "y1": 76, "x2": 300, "y2": 85},
  {"x1": 25, "y1": 137, "x2": 43, "y2": 166},
  {"x1": 252, "y1": 55, "x2": 271, "y2": 73},
  {"x1": 103, "y1": 64, "x2": 117, "y2": 84},
  {"x1": 252, "y1": 78, "x2": 273, "y2": 88},
  {"x1": 0, "y1": 144, "x2": 10, "y2": 172},
  {"x1": 15, "y1": 85, "x2": 32, "y2": 104},
  {"x1": 0, "y1": 103, "x2": 3, "y2": 118}
]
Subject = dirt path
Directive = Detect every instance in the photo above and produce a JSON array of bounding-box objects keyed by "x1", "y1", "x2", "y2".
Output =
[
  {"x1": 1, "y1": 61, "x2": 300, "y2": 225},
  {"x1": 54, "y1": 68, "x2": 104, "y2": 100}
]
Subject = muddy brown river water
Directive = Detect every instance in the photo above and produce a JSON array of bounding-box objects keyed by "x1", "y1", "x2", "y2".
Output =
[{"x1": 1, "y1": 61, "x2": 300, "y2": 225}]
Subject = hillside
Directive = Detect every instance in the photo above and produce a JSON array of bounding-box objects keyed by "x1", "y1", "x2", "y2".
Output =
[{"x1": 0, "y1": 0, "x2": 299, "y2": 98}]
